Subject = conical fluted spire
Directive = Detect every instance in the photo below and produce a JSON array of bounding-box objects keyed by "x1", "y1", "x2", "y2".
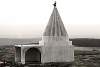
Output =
[{"x1": 43, "y1": 5, "x2": 68, "y2": 37}]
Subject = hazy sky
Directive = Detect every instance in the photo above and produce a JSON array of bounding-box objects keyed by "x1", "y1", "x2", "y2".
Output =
[{"x1": 0, "y1": 0, "x2": 100, "y2": 38}]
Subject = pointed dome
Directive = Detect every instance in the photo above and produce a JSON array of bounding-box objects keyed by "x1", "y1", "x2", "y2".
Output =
[{"x1": 43, "y1": 6, "x2": 68, "y2": 37}]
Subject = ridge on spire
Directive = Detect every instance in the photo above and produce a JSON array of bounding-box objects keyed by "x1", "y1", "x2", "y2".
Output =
[{"x1": 43, "y1": 3, "x2": 68, "y2": 38}]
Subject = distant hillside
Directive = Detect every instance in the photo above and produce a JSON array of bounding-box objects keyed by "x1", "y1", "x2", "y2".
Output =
[
  {"x1": 0, "y1": 38, "x2": 41, "y2": 46},
  {"x1": 0, "y1": 38, "x2": 100, "y2": 47},
  {"x1": 70, "y1": 38, "x2": 100, "y2": 47}
]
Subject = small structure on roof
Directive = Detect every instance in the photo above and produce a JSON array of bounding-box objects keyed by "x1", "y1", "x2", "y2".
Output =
[{"x1": 15, "y1": 2, "x2": 74, "y2": 65}]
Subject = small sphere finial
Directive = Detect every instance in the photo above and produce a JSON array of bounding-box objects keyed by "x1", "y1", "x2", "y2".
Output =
[{"x1": 53, "y1": 1, "x2": 56, "y2": 7}]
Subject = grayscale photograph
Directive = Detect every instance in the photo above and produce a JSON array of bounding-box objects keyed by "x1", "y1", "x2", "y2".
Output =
[{"x1": 0, "y1": 0, "x2": 100, "y2": 67}]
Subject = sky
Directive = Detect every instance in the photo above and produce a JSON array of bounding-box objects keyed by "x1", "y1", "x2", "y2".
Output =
[{"x1": 0, "y1": 0, "x2": 100, "y2": 38}]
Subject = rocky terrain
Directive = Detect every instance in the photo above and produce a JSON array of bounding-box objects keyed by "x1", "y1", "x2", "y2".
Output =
[
  {"x1": 72, "y1": 50, "x2": 100, "y2": 67},
  {"x1": 0, "y1": 47, "x2": 100, "y2": 67}
]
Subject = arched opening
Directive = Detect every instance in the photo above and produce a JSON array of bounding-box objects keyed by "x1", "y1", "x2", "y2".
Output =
[{"x1": 25, "y1": 47, "x2": 41, "y2": 64}]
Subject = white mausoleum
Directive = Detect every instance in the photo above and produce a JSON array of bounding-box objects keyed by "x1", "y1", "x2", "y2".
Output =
[{"x1": 15, "y1": 3, "x2": 74, "y2": 64}]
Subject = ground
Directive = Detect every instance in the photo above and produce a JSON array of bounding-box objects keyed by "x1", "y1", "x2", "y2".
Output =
[
  {"x1": 0, "y1": 47, "x2": 100, "y2": 67},
  {"x1": 72, "y1": 50, "x2": 100, "y2": 67}
]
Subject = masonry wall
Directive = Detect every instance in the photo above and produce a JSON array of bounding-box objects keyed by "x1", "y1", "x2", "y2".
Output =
[
  {"x1": 15, "y1": 47, "x2": 21, "y2": 63},
  {"x1": 41, "y1": 40, "x2": 74, "y2": 63}
]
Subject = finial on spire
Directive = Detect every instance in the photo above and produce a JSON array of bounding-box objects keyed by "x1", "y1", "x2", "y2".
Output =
[{"x1": 53, "y1": 1, "x2": 56, "y2": 7}]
